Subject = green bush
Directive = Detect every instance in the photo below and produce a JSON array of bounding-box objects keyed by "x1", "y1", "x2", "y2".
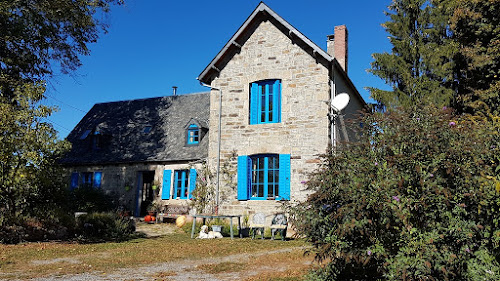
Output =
[
  {"x1": 69, "y1": 187, "x2": 117, "y2": 213},
  {"x1": 290, "y1": 106, "x2": 500, "y2": 280},
  {"x1": 76, "y1": 212, "x2": 135, "y2": 242}
]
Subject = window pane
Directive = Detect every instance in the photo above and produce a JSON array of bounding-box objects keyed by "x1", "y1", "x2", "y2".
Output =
[{"x1": 258, "y1": 184, "x2": 264, "y2": 197}]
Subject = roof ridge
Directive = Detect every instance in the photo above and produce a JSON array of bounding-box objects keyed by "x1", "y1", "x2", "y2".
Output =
[{"x1": 93, "y1": 91, "x2": 210, "y2": 106}]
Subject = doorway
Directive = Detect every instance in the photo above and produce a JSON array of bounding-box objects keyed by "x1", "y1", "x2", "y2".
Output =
[{"x1": 135, "y1": 171, "x2": 155, "y2": 217}]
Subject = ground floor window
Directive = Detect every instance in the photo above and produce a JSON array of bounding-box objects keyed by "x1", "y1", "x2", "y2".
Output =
[
  {"x1": 161, "y1": 168, "x2": 197, "y2": 200},
  {"x1": 237, "y1": 154, "x2": 290, "y2": 200},
  {"x1": 70, "y1": 171, "x2": 102, "y2": 190}
]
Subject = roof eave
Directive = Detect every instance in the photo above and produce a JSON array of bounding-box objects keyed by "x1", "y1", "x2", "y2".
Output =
[{"x1": 197, "y1": 2, "x2": 333, "y2": 84}]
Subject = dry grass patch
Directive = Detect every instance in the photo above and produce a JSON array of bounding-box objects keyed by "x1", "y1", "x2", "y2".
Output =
[
  {"x1": 0, "y1": 232, "x2": 306, "y2": 280},
  {"x1": 197, "y1": 261, "x2": 247, "y2": 274}
]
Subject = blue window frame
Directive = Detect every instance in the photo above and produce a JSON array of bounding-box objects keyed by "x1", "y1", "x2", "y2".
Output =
[
  {"x1": 250, "y1": 79, "x2": 281, "y2": 124},
  {"x1": 174, "y1": 170, "x2": 190, "y2": 199},
  {"x1": 237, "y1": 154, "x2": 290, "y2": 201},
  {"x1": 187, "y1": 124, "x2": 199, "y2": 145},
  {"x1": 70, "y1": 172, "x2": 102, "y2": 189},
  {"x1": 250, "y1": 155, "x2": 279, "y2": 199}
]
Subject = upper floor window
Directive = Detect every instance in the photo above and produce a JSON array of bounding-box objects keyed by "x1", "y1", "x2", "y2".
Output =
[
  {"x1": 187, "y1": 124, "x2": 200, "y2": 145},
  {"x1": 250, "y1": 79, "x2": 281, "y2": 124}
]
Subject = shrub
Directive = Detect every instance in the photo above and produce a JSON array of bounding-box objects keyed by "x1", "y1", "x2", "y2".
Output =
[
  {"x1": 69, "y1": 187, "x2": 116, "y2": 213},
  {"x1": 76, "y1": 212, "x2": 135, "y2": 242},
  {"x1": 290, "y1": 106, "x2": 500, "y2": 280}
]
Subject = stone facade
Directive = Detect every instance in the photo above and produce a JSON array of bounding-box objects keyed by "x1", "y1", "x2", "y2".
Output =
[
  {"x1": 208, "y1": 20, "x2": 332, "y2": 216},
  {"x1": 67, "y1": 162, "x2": 201, "y2": 215}
]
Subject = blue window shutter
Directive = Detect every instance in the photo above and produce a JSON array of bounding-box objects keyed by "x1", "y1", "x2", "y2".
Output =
[
  {"x1": 189, "y1": 169, "x2": 197, "y2": 199},
  {"x1": 250, "y1": 83, "x2": 258, "y2": 124},
  {"x1": 93, "y1": 172, "x2": 102, "y2": 188},
  {"x1": 70, "y1": 172, "x2": 79, "y2": 190},
  {"x1": 273, "y1": 80, "x2": 281, "y2": 122},
  {"x1": 161, "y1": 170, "x2": 172, "y2": 200},
  {"x1": 279, "y1": 154, "x2": 291, "y2": 200},
  {"x1": 237, "y1": 155, "x2": 249, "y2": 200}
]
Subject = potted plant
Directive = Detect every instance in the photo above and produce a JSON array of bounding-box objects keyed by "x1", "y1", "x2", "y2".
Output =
[{"x1": 239, "y1": 213, "x2": 250, "y2": 237}]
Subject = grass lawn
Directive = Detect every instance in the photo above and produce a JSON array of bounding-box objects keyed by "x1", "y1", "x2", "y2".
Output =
[{"x1": 0, "y1": 225, "x2": 315, "y2": 280}]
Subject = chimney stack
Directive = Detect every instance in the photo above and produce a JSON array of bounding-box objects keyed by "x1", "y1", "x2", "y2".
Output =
[
  {"x1": 327, "y1": 25, "x2": 348, "y2": 73},
  {"x1": 172, "y1": 86, "x2": 178, "y2": 96}
]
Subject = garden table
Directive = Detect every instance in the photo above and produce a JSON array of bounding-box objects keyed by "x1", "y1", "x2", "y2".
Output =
[{"x1": 190, "y1": 214, "x2": 242, "y2": 239}]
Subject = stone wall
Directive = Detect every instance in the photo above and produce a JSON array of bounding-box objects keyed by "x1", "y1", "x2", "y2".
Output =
[
  {"x1": 67, "y1": 161, "x2": 201, "y2": 214},
  {"x1": 207, "y1": 20, "x2": 331, "y2": 219}
]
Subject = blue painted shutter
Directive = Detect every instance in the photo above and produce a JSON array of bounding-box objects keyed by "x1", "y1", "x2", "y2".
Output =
[
  {"x1": 273, "y1": 80, "x2": 281, "y2": 122},
  {"x1": 279, "y1": 154, "x2": 291, "y2": 200},
  {"x1": 161, "y1": 170, "x2": 172, "y2": 200},
  {"x1": 93, "y1": 172, "x2": 102, "y2": 188},
  {"x1": 250, "y1": 83, "x2": 258, "y2": 124},
  {"x1": 237, "y1": 156, "x2": 249, "y2": 200},
  {"x1": 70, "y1": 172, "x2": 79, "y2": 190},
  {"x1": 174, "y1": 171, "x2": 179, "y2": 198},
  {"x1": 134, "y1": 173, "x2": 143, "y2": 217},
  {"x1": 189, "y1": 169, "x2": 197, "y2": 199}
]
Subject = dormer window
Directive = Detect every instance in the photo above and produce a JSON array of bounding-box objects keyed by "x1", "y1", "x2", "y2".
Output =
[
  {"x1": 187, "y1": 124, "x2": 199, "y2": 145},
  {"x1": 143, "y1": 125, "x2": 152, "y2": 134},
  {"x1": 80, "y1": 129, "x2": 91, "y2": 140}
]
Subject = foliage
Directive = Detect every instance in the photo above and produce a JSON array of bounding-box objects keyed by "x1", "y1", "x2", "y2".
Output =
[
  {"x1": 369, "y1": 0, "x2": 456, "y2": 109},
  {"x1": 190, "y1": 160, "x2": 216, "y2": 214},
  {"x1": 69, "y1": 186, "x2": 117, "y2": 213},
  {"x1": 75, "y1": 212, "x2": 136, "y2": 242},
  {"x1": 369, "y1": 0, "x2": 500, "y2": 115},
  {"x1": 190, "y1": 152, "x2": 238, "y2": 214},
  {"x1": 290, "y1": 106, "x2": 500, "y2": 280},
  {"x1": 448, "y1": 0, "x2": 500, "y2": 116},
  {"x1": 0, "y1": 0, "x2": 120, "y2": 243},
  {"x1": 0, "y1": 82, "x2": 71, "y2": 228},
  {"x1": 0, "y1": 0, "x2": 122, "y2": 97}
]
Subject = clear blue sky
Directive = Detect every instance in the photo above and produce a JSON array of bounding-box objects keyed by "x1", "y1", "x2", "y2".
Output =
[{"x1": 44, "y1": 0, "x2": 392, "y2": 138}]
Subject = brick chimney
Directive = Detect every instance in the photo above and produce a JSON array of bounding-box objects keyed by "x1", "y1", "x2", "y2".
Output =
[{"x1": 327, "y1": 25, "x2": 348, "y2": 73}]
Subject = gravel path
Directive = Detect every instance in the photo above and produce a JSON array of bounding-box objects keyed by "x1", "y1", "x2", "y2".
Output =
[{"x1": 28, "y1": 247, "x2": 304, "y2": 281}]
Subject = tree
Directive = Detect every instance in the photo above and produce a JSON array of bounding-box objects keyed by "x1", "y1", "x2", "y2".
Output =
[
  {"x1": 290, "y1": 106, "x2": 500, "y2": 280},
  {"x1": 0, "y1": 0, "x2": 121, "y2": 242},
  {"x1": 369, "y1": 0, "x2": 456, "y2": 109},
  {"x1": 0, "y1": 0, "x2": 122, "y2": 97},
  {"x1": 449, "y1": 0, "x2": 500, "y2": 116}
]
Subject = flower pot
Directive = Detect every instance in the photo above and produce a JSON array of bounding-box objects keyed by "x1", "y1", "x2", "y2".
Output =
[
  {"x1": 240, "y1": 228, "x2": 250, "y2": 237},
  {"x1": 211, "y1": 225, "x2": 222, "y2": 232}
]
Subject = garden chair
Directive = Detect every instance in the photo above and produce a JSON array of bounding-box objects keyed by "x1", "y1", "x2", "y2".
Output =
[
  {"x1": 270, "y1": 213, "x2": 287, "y2": 240},
  {"x1": 249, "y1": 213, "x2": 266, "y2": 239}
]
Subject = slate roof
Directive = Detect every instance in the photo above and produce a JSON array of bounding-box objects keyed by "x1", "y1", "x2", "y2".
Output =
[{"x1": 61, "y1": 92, "x2": 210, "y2": 165}]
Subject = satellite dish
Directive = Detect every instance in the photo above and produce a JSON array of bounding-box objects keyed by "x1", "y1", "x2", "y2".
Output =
[{"x1": 331, "y1": 93, "x2": 350, "y2": 113}]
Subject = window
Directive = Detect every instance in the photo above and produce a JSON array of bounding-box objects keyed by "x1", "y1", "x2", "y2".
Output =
[
  {"x1": 162, "y1": 169, "x2": 197, "y2": 200},
  {"x1": 143, "y1": 125, "x2": 152, "y2": 134},
  {"x1": 237, "y1": 154, "x2": 290, "y2": 200},
  {"x1": 250, "y1": 79, "x2": 281, "y2": 124},
  {"x1": 250, "y1": 155, "x2": 280, "y2": 199},
  {"x1": 174, "y1": 170, "x2": 189, "y2": 199},
  {"x1": 187, "y1": 124, "x2": 199, "y2": 145},
  {"x1": 70, "y1": 171, "x2": 102, "y2": 190},
  {"x1": 80, "y1": 129, "x2": 91, "y2": 139}
]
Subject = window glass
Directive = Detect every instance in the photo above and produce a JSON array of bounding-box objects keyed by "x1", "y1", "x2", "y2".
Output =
[
  {"x1": 250, "y1": 80, "x2": 281, "y2": 124},
  {"x1": 174, "y1": 170, "x2": 189, "y2": 199},
  {"x1": 250, "y1": 155, "x2": 279, "y2": 199}
]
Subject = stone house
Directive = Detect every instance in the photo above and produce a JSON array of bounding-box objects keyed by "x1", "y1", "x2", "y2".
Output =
[
  {"x1": 62, "y1": 2, "x2": 366, "y2": 219},
  {"x1": 197, "y1": 2, "x2": 366, "y2": 217},
  {"x1": 61, "y1": 93, "x2": 210, "y2": 217}
]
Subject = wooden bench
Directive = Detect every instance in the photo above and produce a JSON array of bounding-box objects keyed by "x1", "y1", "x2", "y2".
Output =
[{"x1": 157, "y1": 204, "x2": 189, "y2": 223}]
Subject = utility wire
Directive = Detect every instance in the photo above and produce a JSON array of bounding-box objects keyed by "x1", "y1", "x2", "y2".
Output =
[
  {"x1": 45, "y1": 93, "x2": 87, "y2": 113},
  {"x1": 41, "y1": 117, "x2": 72, "y2": 133}
]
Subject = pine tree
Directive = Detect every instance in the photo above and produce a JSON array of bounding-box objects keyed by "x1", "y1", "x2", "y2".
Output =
[
  {"x1": 449, "y1": 0, "x2": 500, "y2": 116},
  {"x1": 369, "y1": 0, "x2": 456, "y2": 109}
]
